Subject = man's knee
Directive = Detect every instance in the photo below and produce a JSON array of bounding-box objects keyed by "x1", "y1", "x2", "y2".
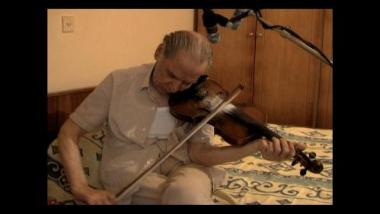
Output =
[
  {"x1": 160, "y1": 165, "x2": 214, "y2": 204},
  {"x1": 161, "y1": 182, "x2": 212, "y2": 204}
]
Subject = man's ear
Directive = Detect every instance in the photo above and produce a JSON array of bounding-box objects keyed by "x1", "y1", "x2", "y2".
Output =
[{"x1": 154, "y1": 43, "x2": 164, "y2": 60}]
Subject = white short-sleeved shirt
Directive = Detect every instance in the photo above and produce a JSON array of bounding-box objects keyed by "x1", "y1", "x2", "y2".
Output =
[{"x1": 70, "y1": 63, "x2": 226, "y2": 195}]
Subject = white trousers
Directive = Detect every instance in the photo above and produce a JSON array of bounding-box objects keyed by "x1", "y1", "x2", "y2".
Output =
[{"x1": 116, "y1": 162, "x2": 215, "y2": 205}]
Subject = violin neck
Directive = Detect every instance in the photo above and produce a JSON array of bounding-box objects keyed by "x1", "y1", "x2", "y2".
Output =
[{"x1": 222, "y1": 104, "x2": 282, "y2": 141}]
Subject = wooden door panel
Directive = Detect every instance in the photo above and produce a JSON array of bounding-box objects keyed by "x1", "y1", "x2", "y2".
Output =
[
  {"x1": 253, "y1": 9, "x2": 325, "y2": 127},
  {"x1": 316, "y1": 10, "x2": 333, "y2": 129}
]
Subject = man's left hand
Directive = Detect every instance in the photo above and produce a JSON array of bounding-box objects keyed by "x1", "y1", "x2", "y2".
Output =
[{"x1": 252, "y1": 137, "x2": 306, "y2": 161}]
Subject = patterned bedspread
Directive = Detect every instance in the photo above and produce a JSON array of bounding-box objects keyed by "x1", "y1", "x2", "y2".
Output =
[
  {"x1": 47, "y1": 124, "x2": 332, "y2": 205},
  {"x1": 211, "y1": 124, "x2": 332, "y2": 205}
]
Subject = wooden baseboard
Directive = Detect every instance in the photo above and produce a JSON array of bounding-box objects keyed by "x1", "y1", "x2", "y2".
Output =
[{"x1": 48, "y1": 87, "x2": 95, "y2": 142}]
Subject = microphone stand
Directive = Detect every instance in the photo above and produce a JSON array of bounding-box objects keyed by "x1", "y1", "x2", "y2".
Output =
[{"x1": 210, "y1": 9, "x2": 333, "y2": 68}]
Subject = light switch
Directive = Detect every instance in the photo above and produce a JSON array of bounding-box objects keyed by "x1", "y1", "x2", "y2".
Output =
[{"x1": 62, "y1": 16, "x2": 74, "y2": 33}]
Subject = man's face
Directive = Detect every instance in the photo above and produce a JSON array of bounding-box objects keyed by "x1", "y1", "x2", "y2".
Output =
[{"x1": 152, "y1": 51, "x2": 208, "y2": 95}]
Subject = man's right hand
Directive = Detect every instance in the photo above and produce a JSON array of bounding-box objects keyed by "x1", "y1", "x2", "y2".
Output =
[{"x1": 71, "y1": 185, "x2": 116, "y2": 205}]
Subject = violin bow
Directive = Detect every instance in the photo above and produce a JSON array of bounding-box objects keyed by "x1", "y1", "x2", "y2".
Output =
[{"x1": 115, "y1": 84, "x2": 245, "y2": 202}]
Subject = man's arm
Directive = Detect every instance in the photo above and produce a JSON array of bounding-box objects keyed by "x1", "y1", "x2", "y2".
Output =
[
  {"x1": 188, "y1": 137, "x2": 305, "y2": 166},
  {"x1": 57, "y1": 118, "x2": 115, "y2": 205}
]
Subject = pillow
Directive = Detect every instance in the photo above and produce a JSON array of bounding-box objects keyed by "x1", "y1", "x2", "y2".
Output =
[{"x1": 47, "y1": 127, "x2": 106, "y2": 205}]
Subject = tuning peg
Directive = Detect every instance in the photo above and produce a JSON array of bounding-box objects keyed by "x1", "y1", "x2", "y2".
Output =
[
  {"x1": 308, "y1": 152, "x2": 316, "y2": 159},
  {"x1": 300, "y1": 168, "x2": 307, "y2": 176},
  {"x1": 291, "y1": 159, "x2": 299, "y2": 166}
]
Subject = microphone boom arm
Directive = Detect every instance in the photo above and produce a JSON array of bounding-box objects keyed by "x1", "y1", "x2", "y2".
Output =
[
  {"x1": 205, "y1": 9, "x2": 333, "y2": 68},
  {"x1": 275, "y1": 27, "x2": 333, "y2": 66},
  {"x1": 249, "y1": 10, "x2": 333, "y2": 67}
]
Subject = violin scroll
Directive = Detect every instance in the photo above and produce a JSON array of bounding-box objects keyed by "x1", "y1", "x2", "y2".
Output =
[{"x1": 291, "y1": 150, "x2": 323, "y2": 176}]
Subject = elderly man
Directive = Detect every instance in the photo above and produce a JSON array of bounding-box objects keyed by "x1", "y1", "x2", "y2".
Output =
[{"x1": 57, "y1": 30, "x2": 305, "y2": 205}]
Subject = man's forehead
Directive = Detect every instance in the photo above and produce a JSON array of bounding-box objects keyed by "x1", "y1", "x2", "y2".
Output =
[
  {"x1": 174, "y1": 62, "x2": 206, "y2": 82},
  {"x1": 172, "y1": 52, "x2": 207, "y2": 74}
]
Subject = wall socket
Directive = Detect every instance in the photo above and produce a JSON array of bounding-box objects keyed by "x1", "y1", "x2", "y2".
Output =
[{"x1": 62, "y1": 16, "x2": 74, "y2": 33}]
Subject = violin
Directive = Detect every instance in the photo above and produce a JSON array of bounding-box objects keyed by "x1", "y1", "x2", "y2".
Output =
[{"x1": 169, "y1": 75, "x2": 323, "y2": 176}]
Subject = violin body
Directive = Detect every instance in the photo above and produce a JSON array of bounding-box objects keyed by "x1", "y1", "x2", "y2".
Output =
[
  {"x1": 169, "y1": 75, "x2": 281, "y2": 146},
  {"x1": 168, "y1": 75, "x2": 323, "y2": 176}
]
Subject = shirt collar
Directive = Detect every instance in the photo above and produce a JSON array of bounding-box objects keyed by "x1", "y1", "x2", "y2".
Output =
[{"x1": 140, "y1": 63, "x2": 156, "y2": 90}]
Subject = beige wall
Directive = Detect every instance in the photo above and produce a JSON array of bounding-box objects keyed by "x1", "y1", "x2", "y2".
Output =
[{"x1": 48, "y1": 9, "x2": 194, "y2": 93}]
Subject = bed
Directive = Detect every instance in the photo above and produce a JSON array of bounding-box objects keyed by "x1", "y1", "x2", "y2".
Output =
[
  {"x1": 47, "y1": 123, "x2": 332, "y2": 205},
  {"x1": 47, "y1": 89, "x2": 332, "y2": 205}
]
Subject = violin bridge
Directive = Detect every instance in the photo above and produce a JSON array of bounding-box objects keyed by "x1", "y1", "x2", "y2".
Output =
[{"x1": 201, "y1": 96, "x2": 224, "y2": 111}]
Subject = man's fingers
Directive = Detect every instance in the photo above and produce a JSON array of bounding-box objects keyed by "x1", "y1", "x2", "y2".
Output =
[
  {"x1": 272, "y1": 137, "x2": 281, "y2": 156},
  {"x1": 103, "y1": 199, "x2": 112, "y2": 205},
  {"x1": 267, "y1": 140, "x2": 274, "y2": 154},
  {"x1": 257, "y1": 139, "x2": 268, "y2": 153},
  {"x1": 107, "y1": 194, "x2": 117, "y2": 204},
  {"x1": 294, "y1": 142, "x2": 306, "y2": 151},
  {"x1": 288, "y1": 141, "x2": 296, "y2": 157},
  {"x1": 279, "y1": 138, "x2": 290, "y2": 159}
]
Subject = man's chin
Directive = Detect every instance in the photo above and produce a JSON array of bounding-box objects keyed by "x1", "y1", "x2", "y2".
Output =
[
  {"x1": 158, "y1": 87, "x2": 170, "y2": 95},
  {"x1": 164, "y1": 86, "x2": 176, "y2": 94}
]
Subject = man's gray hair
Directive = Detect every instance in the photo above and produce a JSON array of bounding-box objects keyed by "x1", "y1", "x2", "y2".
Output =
[{"x1": 161, "y1": 30, "x2": 213, "y2": 67}]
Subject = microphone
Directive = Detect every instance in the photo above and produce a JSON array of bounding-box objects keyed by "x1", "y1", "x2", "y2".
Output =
[
  {"x1": 202, "y1": 9, "x2": 219, "y2": 43},
  {"x1": 229, "y1": 9, "x2": 254, "y2": 30},
  {"x1": 202, "y1": 9, "x2": 230, "y2": 43}
]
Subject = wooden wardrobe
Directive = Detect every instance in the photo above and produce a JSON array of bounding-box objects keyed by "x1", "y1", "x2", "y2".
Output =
[{"x1": 196, "y1": 9, "x2": 332, "y2": 129}]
